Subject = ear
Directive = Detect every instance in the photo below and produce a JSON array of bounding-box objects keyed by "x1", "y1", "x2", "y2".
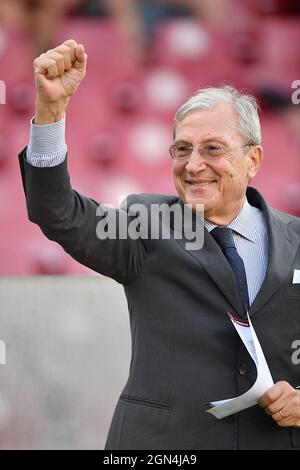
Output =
[{"x1": 247, "y1": 145, "x2": 263, "y2": 180}]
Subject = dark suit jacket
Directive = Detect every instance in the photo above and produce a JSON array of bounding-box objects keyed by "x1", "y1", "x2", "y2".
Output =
[{"x1": 19, "y1": 149, "x2": 300, "y2": 450}]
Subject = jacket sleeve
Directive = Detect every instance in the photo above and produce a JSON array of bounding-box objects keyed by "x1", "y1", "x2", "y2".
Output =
[{"x1": 19, "y1": 148, "x2": 147, "y2": 284}]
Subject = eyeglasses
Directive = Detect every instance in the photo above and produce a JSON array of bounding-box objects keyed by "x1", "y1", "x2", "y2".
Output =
[{"x1": 169, "y1": 143, "x2": 253, "y2": 161}]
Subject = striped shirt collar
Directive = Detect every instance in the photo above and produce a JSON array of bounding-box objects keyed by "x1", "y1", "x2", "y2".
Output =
[{"x1": 204, "y1": 198, "x2": 256, "y2": 243}]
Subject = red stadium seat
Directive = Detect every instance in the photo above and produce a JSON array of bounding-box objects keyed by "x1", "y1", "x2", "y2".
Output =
[{"x1": 0, "y1": 15, "x2": 299, "y2": 274}]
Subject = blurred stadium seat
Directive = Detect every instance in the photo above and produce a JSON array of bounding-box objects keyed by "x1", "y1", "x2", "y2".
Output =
[{"x1": 0, "y1": 13, "x2": 299, "y2": 274}]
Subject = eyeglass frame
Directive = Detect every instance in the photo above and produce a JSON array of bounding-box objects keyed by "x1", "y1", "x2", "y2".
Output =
[{"x1": 169, "y1": 142, "x2": 254, "y2": 161}]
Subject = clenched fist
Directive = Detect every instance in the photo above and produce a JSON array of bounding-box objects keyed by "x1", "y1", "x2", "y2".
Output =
[{"x1": 33, "y1": 39, "x2": 87, "y2": 124}]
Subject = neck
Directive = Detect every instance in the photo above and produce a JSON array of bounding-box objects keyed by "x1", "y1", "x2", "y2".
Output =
[{"x1": 205, "y1": 199, "x2": 246, "y2": 226}]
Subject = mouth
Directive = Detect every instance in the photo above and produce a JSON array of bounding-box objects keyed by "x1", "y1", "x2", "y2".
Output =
[{"x1": 185, "y1": 180, "x2": 217, "y2": 187}]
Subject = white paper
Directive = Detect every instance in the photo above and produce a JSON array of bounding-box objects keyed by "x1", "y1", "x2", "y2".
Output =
[
  {"x1": 292, "y1": 269, "x2": 300, "y2": 284},
  {"x1": 206, "y1": 312, "x2": 274, "y2": 419}
]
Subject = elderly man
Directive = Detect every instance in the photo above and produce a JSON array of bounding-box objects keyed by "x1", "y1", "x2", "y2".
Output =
[{"x1": 19, "y1": 40, "x2": 300, "y2": 449}]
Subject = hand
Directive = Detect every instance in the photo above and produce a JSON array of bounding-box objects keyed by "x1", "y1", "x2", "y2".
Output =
[
  {"x1": 258, "y1": 381, "x2": 300, "y2": 427},
  {"x1": 33, "y1": 39, "x2": 87, "y2": 124}
]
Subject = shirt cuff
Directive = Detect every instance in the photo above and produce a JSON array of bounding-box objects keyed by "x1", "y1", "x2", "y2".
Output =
[{"x1": 26, "y1": 116, "x2": 67, "y2": 167}]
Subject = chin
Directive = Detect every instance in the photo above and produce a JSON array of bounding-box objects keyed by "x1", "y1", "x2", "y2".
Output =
[
  {"x1": 186, "y1": 194, "x2": 211, "y2": 206},
  {"x1": 182, "y1": 197, "x2": 207, "y2": 215}
]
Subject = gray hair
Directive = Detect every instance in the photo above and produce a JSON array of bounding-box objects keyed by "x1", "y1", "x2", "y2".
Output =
[{"x1": 173, "y1": 85, "x2": 261, "y2": 145}]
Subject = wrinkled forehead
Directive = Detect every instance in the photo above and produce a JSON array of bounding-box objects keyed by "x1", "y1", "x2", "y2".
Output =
[{"x1": 174, "y1": 103, "x2": 241, "y2": 143}]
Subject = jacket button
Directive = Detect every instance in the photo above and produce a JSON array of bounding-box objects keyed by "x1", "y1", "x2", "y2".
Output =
[{"x1": 238, "y1": 364, "x2": 247, "y2": 376}]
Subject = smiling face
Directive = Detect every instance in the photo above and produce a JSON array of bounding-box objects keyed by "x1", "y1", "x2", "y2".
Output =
[{"x1": 173, "y1": 103, "x2": 263, "y2": 225}]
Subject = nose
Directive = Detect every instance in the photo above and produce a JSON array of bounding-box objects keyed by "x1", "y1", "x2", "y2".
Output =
[{"x1": 184, "y1": 148, "x2": 207, "y2": 173}]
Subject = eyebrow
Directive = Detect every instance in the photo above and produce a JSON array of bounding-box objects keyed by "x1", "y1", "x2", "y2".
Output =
[{"x1": 174, "y1": 137, "x2": 227, "y2": 145}]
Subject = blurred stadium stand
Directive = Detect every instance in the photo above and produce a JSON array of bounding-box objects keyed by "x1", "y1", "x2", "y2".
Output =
[{"x1": 0, "y1": 6, "x2": 299, "y2": 275}]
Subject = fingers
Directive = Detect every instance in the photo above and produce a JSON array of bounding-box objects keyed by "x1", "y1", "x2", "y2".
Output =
[
  {"x1": 259, "y1": 381, "x2": 300, "y2": 428},
  {"x1": 34, "y1": 39, "x2": 87, "y2": 78},
  {"x1": 50, "y1": 46, "x2": 74, "y2": 71},
  {"x1": 258, "y1": 381, "x2": 290, "y2": 408},
  {"x1": 265, "y1": 392, "x2": 296, "y2": 416},
  {"x1": 271, "y1": 404, "x2": 300, "y2": 428},
  {"x1": 35, "y1": 57, "x2": 59, "y2": 79},
  {"x1": 74, "y1": 44, "x2": 88, "y2": 75},
  {"x1": 272, "y1": 410, "x2": 291, "y2": 427},
  {"x1": 62, "y1": 39, "x2": 78, "y2": 49},
  {"x1": 44, "y1": 51, "x2": 67, "y2": 76},
  {"x1": 75, "y1": 44, "x2": 85, "y2": 63}
]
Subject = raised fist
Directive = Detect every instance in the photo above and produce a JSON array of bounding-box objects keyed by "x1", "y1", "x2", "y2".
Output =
[{"x1": 33, "y1": 39, "x2": 87, "y2": 123}]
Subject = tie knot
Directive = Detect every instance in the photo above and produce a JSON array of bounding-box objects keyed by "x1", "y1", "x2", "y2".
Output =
[{"x1": 211, "y1": 227, "x2": 235, "y2": 249}]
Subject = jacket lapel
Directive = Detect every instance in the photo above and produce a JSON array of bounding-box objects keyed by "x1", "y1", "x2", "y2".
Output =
[
  {"x1": 171, "y1": 202, "x2": 245, "y2": 316},
  {"x1": 171, "y1": 188, "x2": 299, "y2": 318},
  {"x1": 248, "y1": 194, "x2": 300, "y2": 316}
]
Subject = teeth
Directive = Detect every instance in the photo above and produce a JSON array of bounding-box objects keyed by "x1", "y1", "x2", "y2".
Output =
[{"x1": 189, "y1": 181, "x2": 213, "y2": 186}]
